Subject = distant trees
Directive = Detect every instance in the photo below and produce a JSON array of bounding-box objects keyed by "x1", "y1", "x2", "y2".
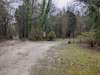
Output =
[
  {"x1": 0, "y1": 0, "x2": 85, "y2": 41},
  {"x1": 39, "y1": 0, "x2": 52, "y2": 32},
  {"x1": 78, "y1": 0, "x2": 100, "y2": 30},
  {"x1": 45, "y1": 11, "x2": 67, "y2": 38},
  {"x1": 45, "y1": 9, "x2": 77, "y2": 38},
  {"x1": 66, "y1": 10, "x2": 77, "y2": 38},
  {"x1": 15, "y1": 0, "x2": 33, "y2": 39},
  {"x1": 0, "y1": 0, "x2": 11, "y2": 39},
  {"x1": 0, "y1": 0, "x2": 99, "y2": 45},
  {"x1": 15, "y1": 0, "x2": 53, "y2": 40}
]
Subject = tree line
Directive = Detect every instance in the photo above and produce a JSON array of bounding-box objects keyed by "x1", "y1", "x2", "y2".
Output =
[
  {"x1": 0, "y1": 0, "x2": 100, "y2": 46},
  {"x1": 0, "y1": 0, "x2": 77, "y2": 40}
]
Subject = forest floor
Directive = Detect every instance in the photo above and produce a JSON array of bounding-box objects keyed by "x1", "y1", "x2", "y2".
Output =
[
  {"x1": 32, "y1": 41, "x2": 100, "y2": 75},
  {"x1": 0, "y1": 40, "x2": 60, "y2": 75}
]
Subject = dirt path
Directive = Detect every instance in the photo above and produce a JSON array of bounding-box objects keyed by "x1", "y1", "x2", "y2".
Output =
[{"x1": 0, "y1": 40, "x2": 58, "y2": 75}]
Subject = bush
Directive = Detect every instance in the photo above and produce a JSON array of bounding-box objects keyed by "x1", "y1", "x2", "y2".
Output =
[
  {"x1": 95, "y1": 30, "x2": 100, "y2": 46},
  {"x1": 47, "y1": 31, "x2": 56, "y2": 41},
  {"x1": 78, "y1": 32, "x2": 96, "y2": 47},
  {"x1": 29, "y1": 28, "x2": 43, "y2": 41},
  {"x1": 7, "y1": 24, "x2": 17, "y2": 39}
]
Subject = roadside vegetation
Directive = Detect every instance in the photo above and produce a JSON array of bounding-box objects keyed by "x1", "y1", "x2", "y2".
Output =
[{"x1": 32, "y1": 42, "x2": 100, "y2": 75}]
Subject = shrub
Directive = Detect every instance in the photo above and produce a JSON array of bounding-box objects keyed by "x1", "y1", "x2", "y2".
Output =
[
  {"x1": 78, "y1": 32, "x2": 96, "y2": 47},
  {"x1": 29, "y1": 28, "x2": 43, "y2": 41},
  {"x1": 7, "y1": 24, "x2": 17, "y2": 39},
  {"x1": 47, "y1": 31, "x2": 56, "y2": 41},
  {"x1": 95, "y1": 29, "x2": 100, "y2": 46}
]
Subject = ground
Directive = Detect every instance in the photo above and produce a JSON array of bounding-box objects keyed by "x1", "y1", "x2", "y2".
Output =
[
  {"x1": 0, "y1": 40, "x2": 59, "y2": 75},
  {"x1": 32, "y1": 41, "x2": 100, "y2": 75},
  {"x1": 0, "y1": 40, "x2": 100, "y2": 75}
]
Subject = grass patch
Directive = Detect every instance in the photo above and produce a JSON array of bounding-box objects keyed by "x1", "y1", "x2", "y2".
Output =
[{"x1": 31, "y1": 43, "x2": 100, "y2": 75}]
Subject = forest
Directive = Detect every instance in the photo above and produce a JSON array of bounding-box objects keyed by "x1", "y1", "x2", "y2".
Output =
[
  {"x1": 0, "y1": 0, "x2": 100, "y2": 48},
  {"x1": 0, "y1": 0, "x2": 99, "y2": 46},
  {"x1": 0, "y1": 0, "x2": 100, "y2": 75}
]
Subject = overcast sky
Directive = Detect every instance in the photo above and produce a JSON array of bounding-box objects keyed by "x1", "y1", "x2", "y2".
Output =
[
  {"x1": 11, "y1": 0, "x2": 75, "y2": 9},
  {"x1": 54, "y1": 0, "x2": 75, "y2": 9},
  {"x1": 10, "y1": 0, "x2": 87, "y2": 16}
]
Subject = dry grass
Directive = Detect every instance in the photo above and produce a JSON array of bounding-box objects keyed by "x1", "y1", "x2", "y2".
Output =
[{"x1": 32, "y1": 43, "x2": 100, "y2": 75}]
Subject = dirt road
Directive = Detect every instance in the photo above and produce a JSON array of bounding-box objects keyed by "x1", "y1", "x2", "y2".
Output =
[{"x1": 0, "y1": 40, "x2": 58, "y2": 75}]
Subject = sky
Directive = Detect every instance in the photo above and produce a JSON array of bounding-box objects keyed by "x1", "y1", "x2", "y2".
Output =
[
  {"x1": 10, "y1": 0, "x2": 22, "y2": 8},
  {"x1": 54, "y1": 0, "x2": 75, "y2": 9},
  {"x1": 11, "y1": 0, "x2": 74, "y2": 9},
  {"x1": 10, "y1": 0, "x2": 87, "y2": 16}
]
